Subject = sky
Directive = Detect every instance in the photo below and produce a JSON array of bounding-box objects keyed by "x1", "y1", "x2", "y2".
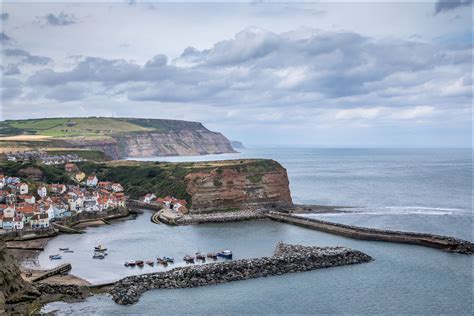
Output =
[{"x1": 0, "y1": 0, "x2": 472, "y2": 147}]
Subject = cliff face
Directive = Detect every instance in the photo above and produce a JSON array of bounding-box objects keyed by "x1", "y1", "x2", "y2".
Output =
[
  {"x1": 184, "y1": 160, "x2": 293, "y2": 213},
  {"x1": 0, "y1": 240, "x2": 39, "y2": 312},
  {"x1": 116, "y1": 130, "x2": 235, "y2": 158},
  {"x1": 58, "y1": 125, "x2": 235, "y2": 160}
]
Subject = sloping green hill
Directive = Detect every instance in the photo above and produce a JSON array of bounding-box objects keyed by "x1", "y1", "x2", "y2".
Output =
[{"x1": 0, "y1": 117, "x2": 207, "y2": 138}]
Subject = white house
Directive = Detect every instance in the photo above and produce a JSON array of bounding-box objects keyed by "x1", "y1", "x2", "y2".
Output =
[
  {"x1": 0, "y1": 175, "x2": 5, "y2": 189},
  {"x1": 17, "y1": 182, "x2": 29, "y2": 195},
  {"x1": 20, "y1": 195, "x2": 36, "y2": 204},
  {"x1": 31, "y1": 213, "x2": 49, "y2": 228},
  {"x1": 111, "y1": 183, "x2": 124, "y2": 192},
  {"x1": 86, "y1": 176, "x2": 98, "y2": 187},
  {"x1": 143, "y1": 193, "x2": 156, "y2": 204},
  {"x1": 3, "y1": 205, "x2": 15, "y2": 218},
  {"x1": 37, "y1": 186, "x2": 48, "y2": 198}
]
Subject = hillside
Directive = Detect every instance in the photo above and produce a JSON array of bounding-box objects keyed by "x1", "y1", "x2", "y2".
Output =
[
  {"x1": 0, "y1": 117, "x2": 236, "y2": 159},
  {"x1": 0, "y1": 159, "x2": 293, "y2": 211}
]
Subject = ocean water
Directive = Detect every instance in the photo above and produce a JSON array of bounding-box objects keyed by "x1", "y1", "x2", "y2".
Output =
[{"x1": 41, "y1": 148, "x2": 473, "y2": 314}]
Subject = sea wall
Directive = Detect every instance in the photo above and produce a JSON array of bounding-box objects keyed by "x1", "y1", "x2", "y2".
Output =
[
  {"x1": 110, "y1": 242, "x2": 373, "y2": 305},
  {"x1": 268, "y1": 212, "x2": 474, "y2": 254}
]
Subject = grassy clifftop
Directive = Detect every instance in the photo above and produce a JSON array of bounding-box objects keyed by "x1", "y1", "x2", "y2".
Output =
[
  {"x1": 0, "y1": 117, "x2": 208, "y2": 139},
  {"x1": 0, "y1": 159, "x2": 283, "y2": 207}
]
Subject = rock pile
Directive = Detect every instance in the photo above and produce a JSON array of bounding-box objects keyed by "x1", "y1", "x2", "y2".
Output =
[
  {"x1": 110, "y1": 242, "x2": 373, "y2": 305},
  {"x1": 176, "y1": 210, "x2": 267, "y2": 225}
]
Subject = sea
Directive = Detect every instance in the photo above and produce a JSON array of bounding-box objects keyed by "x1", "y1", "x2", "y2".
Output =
[{"x1": 40, "y1": 147, "x2": 473, "y2": 315}]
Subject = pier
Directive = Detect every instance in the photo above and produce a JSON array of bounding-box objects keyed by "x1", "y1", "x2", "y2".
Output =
[{"x1": 267, "y1": 211, "x2": 474, "y2": 254}]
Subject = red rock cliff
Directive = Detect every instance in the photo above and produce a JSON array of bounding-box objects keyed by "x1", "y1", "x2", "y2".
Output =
[{"x1": 184, "y1": 159, "x2": 293, "y2": 213}]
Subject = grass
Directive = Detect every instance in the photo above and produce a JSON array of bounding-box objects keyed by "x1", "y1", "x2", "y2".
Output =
[{"x1": 4, "y1": 118, "x2": 152, "y2": 138}]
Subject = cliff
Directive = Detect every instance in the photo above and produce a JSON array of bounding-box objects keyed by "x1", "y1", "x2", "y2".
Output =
[
  {"x1": 184, "y1": 159, "x2": 293, "y2": 213},
  {"x1": 0, "y1": 240, "x2": 40, "y2": 313},
  {"x1": 0, "y1": 117, "x2": 236, "y2": 159}
]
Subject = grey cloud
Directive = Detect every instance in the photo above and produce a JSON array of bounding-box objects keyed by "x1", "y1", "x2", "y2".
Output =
[
  {"x1": 25, "y1": 28, "x2": 471, "y2": 112},
  {"x1": 180, "y1": 27, "x2": 281, "y2": 66},
  {"x1": 2, "y1": 78, "x2": 23, "y2": 100},
  {"x1": 434, "y1": 0, "x2": 473, "y2": 14},
  {"x1": 145, "y1": 54, "x2": 168, "y2": 68},
  {"x1": 0, "y1": 32, "x2": 11, "y2": 42},
  {"x1": 3, "y1": 64, "x2": 21, "y2": 76},
  {"x1": 4, "y1": 48, "x2": 52, "y2": 65},
  {"x1": 45, "y1": 84, "x2": 86, "y2": 102},
  {"x1": 45, "y1": 12, "x2": 77, "y2": 26},
  {"x1": 1, "y1": 13, "x2": 9, "y2": 21}
]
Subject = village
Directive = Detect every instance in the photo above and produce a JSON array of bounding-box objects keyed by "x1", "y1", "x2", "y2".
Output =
[
  {"x1": 0, "y1": 162, "x2": 127, "y2": 232},
  {"x1": 141, "y1": 193, "x2": 189, "y2": 215}
]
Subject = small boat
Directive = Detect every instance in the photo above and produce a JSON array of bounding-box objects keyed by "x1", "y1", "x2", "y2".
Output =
[
  {"x1": 128, "y1": 262, "x2": 136, "y2": 267},
  {"x1": 183, "y1": 255, "x2": 195, "y2": 263},
  {"x1": 157, "y1": 258, "x2": 168, "y2": 266},
  {"x1": 217, "y1": 250, "x2": 233, "y2": 259},
  {"x1": 93, "y1": 252, "x2": 105, "y2": 259},
  {"x1": 124, "y1": 262, "x2": 130, "y2": 267},
  {"x1": 195, "y1": 253, "x2": 206, "y2": 260},
  {"x1": 49, "y1": 254, "x2": 62, "y2": 260},
  {"x1": 59, "y1": 247, "x2": 69, "y2": 251},
  {"x1": 94, "y1": 245, "x2": 107, "y2": 252},
  {"x1": 207, "y1": 253, "x2": 218, "y2": 260},
  {"x1": 146, "y1": 260, "x2": 154, "y2": 266},
  {"x1": 136, "y1": 260, "x2": 144, "y2": 267},
  {"x1": 163, "y1": 256, "x2": 174, "y2": 263},
  {"x1": 64, "y1": 250, "x2": 74, "y2": 253}
]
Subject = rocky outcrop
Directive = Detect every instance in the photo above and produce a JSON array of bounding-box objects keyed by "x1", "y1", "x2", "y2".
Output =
[
  {"x1": 110, "y1": 242, "x2": 373, "y2": 305},
  {"x1": 55, "y1": 122, "x2": 235, "y2": 160},
  {"x1": 184, "y1": 160, "x2": 293, "y2": 213},
  {"x1": 0, "y1": 240, "x2": 40, "y2": 313}
]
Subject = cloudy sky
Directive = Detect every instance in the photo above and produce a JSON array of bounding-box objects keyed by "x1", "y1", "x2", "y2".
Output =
[{"x1": 1, "y1": 0, "x2": 472, "y2": 147}]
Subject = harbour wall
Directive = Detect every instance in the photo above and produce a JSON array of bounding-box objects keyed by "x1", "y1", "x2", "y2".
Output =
[
  {"x1": 110, "y1": 242, "x2": 373, "y2": 305},
  {"x1": 267, "y1": 212, "x2": 474, "y2": 254}
]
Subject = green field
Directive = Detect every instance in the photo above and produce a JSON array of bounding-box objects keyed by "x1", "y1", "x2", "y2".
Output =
[
  {"x1": 0, "y1": 117, "x2": 206, "y2": 138},
  {"x1": 3, "y1": 118, "x2": 152, "y2": 137}
]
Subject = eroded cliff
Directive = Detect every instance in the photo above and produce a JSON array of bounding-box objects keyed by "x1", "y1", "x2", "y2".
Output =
[
  {"x1": 184, "y1": 159, "x2": 293, "y2": 213},
  {"x1": 0, "y1": 240, "x2": 40, "y2": 313}
]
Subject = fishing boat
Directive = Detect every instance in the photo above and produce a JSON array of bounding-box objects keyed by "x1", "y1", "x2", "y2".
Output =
[
  {"x1": 146, "y1": 260, "x2": 154, "y2": 266},
  {"x1": 49, "y1": 254, "x2": 62, "y2": 260},
  {"x1": 206, "y1": 252, "x2": 218, "y2": 260},
  {"x1": 59, "y1": 247, "x2": 69, "y2": 251},
  {"x1": 93, "y1": 252, "x2": 105, "y2": 259},
  {"x1": 157, "y1": 258, "x2": 168, "y2": 266},
  {"x1": 128, "y1": 261, "x2": 136, "y2": 267},
  {"x1": 136, "y1": 260, "x2": 144, "y2": 267},
  {"x1": 64, "y1": 250, "x2": 74, "y2": 253},
  {"x1": 195, "y1": 252, "x2": 206, "y2": 260},
  {"x1": 94, "y1": 245, "x2": 107, "y2": 252},
  {"x1": 163, "y1": 256, "x2": 174, "y2": 263},
  {"x1": 183, "y1": 255, "x2": 195, "y2": 263},
  {"x1": 217, "y1": 250, "x2": 233, "y2": 259},
  {"x1": 124, "y1": 262, "x2": 130, "y2": 267}
]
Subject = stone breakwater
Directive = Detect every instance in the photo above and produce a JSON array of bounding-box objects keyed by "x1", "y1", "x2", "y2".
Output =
[
  {"x1": 268, "y1": 212, "x2": 474, "y2": 255},
  {"x1": 110, "y1": 243, "x2": 373, "y2": 305},
  {"x1": 175, "y1": 210, "x2": 267, "y2": 225}
]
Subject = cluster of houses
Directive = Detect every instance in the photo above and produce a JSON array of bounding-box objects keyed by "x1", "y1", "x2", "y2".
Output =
[
  {"x1": 142, "y1": 194, "x2": 189, "y2": 214},
  {"x1": 0, "y1": 171, "x2": 127, "y2": 232},
  {"x1": 3, "y1": 150, "x2": 85, "y2": 165}
]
